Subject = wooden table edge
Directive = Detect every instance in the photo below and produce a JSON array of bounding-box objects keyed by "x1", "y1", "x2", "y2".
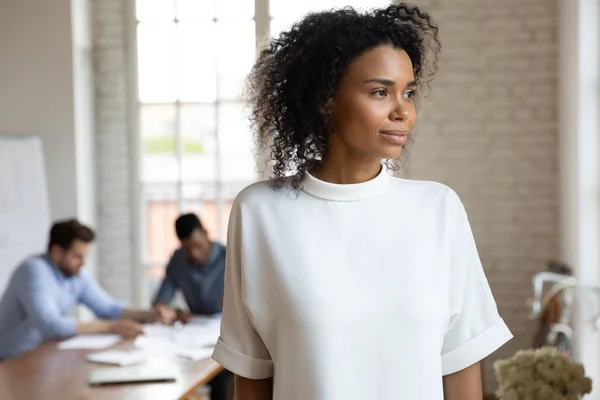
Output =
[{"x1": 178, "y1": 362, "x2": 224, "y2": 400}]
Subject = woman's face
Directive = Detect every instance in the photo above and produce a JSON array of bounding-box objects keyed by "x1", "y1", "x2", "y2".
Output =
[{"x1": 328, "y1": 45, "x2": 417, "y2": 162}]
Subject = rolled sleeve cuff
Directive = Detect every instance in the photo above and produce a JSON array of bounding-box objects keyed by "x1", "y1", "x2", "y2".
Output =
[
  {"x1": 441, "y1": 318, "x2": 513, "y2": 376},
  {"x1": 212, "y1": 337, "x2": 274, "y2": 379}
]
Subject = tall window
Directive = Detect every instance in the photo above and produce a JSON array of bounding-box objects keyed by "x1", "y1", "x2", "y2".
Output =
[
  {"x1": 135, "y1": 0, "x2": 257, "y2": 291},
  {"x1": 134, "y1": 0, "x2": 390, "y2": 300},
  {"x1": 269, "y1": 0, "x2": 384, "y2": 37}
]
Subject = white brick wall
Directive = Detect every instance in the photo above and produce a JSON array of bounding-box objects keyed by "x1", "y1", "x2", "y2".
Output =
[
  {"x1": 91, "y1": 0, "x2": 135, "y2": 303},
  {"x1": 407, "y1": 0, "x2": 558, "y2": 392},
  {"x1": 92, "y1": 0, "x2": 559, "y2": 393}
]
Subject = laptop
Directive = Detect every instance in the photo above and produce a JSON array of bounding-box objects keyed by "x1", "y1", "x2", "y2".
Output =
[{"x1": 87, "y1": 364, "x2": 178, "y2": 386}]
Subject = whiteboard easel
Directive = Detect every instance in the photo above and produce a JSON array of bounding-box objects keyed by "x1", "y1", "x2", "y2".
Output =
[{"x1": 0, "y1": 134, "x2": 51, "y2": 294}]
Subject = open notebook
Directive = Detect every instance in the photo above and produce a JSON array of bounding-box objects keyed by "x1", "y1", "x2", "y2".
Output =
[
  {"x1": 86, "y1": 350, "x2": 149, "y2": 366},
  {"x1": 87, "y1": 363, "x2": 178, "y2": 386}
]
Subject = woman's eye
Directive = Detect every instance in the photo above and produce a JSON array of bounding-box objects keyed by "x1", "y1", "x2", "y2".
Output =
[
  {"x1": 403, "y1": 90, "x2": 416, "y2": 99},
  {"x1": 372, "y1": 89, "x2": 387, "y2": 97}
]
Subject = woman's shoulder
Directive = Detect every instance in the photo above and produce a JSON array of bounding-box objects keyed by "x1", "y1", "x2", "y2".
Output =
[
  {"x1": 235, "y1": 179, "x2": 278, "y2": 202},
  {"x1": 232, "y1": 177, "x2": 296, "y2": 208},
  {"x1": 389, "y1": 177, "x2": 464, "y2": 208}
]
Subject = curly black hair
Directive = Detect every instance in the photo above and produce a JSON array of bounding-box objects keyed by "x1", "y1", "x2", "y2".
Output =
[{"x1": 246, "y1": 3, "x2": 441, "y2": 190}]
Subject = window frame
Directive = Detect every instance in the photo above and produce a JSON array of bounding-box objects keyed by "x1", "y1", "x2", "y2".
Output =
[{"x1": 127, "y1": 0, "x2": 271, "y2": 306}]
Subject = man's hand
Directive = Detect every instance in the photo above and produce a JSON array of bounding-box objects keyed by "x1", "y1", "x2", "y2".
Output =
[
  {"x1": 153, "y1": 303, "x2": 177, "y2": 324},
  {"x1": 175, "y1": 308, "x2": 190, "y2": 324},
  {"x1": 107, "y1": 319, "x2": 144, "y2": 339}
]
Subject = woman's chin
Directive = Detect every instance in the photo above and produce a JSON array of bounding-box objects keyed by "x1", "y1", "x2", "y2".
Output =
[{"x1": 378, "y1": 146, "x2": 404, "y2": 160}]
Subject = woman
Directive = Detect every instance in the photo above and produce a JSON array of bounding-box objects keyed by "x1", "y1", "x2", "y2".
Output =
[{"x1": 212, "y1": 4, "x2": 512, "y2": 399}]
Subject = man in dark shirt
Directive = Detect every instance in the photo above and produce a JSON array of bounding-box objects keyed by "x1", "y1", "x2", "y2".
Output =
[{"x1": 153, "y1": 213, "x2": 229, "y2": 400}]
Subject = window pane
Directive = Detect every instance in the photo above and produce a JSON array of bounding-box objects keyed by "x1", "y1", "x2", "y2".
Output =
[
  {"x1": 217, "y1": 20, "x2": 255, "y2": 100},
  {"x1": 216, "y1": 0, "x2": 254, "y2": 19},
  {"x1": 182, "y1": 187, "x2": 235, "y2": 244},
  {"x1": 270, "y1": 17, "x2": 297, "y2": 39},
  {"x1": 180, "y1": 104, "x2": 216, "y2": 154},
  {"x1": 136, "y1": 0, "x2": 175, "y2": 21},
  {"x1": 176, "y1": 0, "x2": 215, "y2": 20},
  {"x1": 177, "y1": 22, "x2": 217, "y2": 102},
  {"x1": 269, "y1": 0, "x2": 312, "y2": 20},
  {"x1": 270, "y1": 1, "x2": 391, "y2": 38},
  {"x1": 218, "y1": 198, "x2": 234, "y2": 243},
  {"x1": 180, "y1": 104, "x2": 218, "y2": 182},
  {"x1": 141, "y1": 105, "x2": 176, "y2": 155},
  {"x1": 140, "y1": 105, "x2": 179, "y2": 182},
  {"x1": 138, "y1": 23, "x2": 176, "y2": 102},
  {"x1": 180, "y1": 104, "x2": 217, "y2": 182},
  {"x1": 144, "y1": 183, "x2": 179, "y2": 264},
  {"x1": 182, "y1": 184, "x2": 220, "y2": 237},
  {"x1": 217, "y1": 102, "x2": 257, "y2": 181},
  {"x1": 143, "y1": 181, "x2": 179, "y2": 305},
  {"x1": 270, "y1": 0, "x2": 389, "y2": 19}
]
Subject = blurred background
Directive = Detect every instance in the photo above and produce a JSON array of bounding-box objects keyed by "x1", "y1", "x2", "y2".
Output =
[{"x1": 0, "y1": 0, "x2": 599, "y2": 397}]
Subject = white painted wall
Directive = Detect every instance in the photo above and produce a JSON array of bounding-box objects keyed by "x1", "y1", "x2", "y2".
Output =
[
  {"x1": 407, "y1": 0, "x2": 559, "y2": 390},
  {"x1": 558, "y1": 0, "x2": 600, "y2": 396},
  {"x1": 0, "y1": 0, "x2": 78, "y2": 220},
  {"x1": 0, "y1": 0, "x2": 98, "y2": 283}
]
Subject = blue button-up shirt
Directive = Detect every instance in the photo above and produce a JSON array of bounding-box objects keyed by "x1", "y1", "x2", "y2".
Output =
[
  {"x1": 0, "y1": 254, "x2": 125, "y2": 359},
  {"x1": 153, "y1": 243, "x2": 226, "y2": 315}
]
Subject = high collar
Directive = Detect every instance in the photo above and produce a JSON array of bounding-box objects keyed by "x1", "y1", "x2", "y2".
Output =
[{"x1": 302, "y1": 165, "x2": 390, "y2": 202}]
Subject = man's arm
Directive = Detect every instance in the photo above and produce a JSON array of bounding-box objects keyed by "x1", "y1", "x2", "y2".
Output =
[
  {"x1": 17, "y1": 263, "x2": 78, "y2": 340},
  {"x1": 152, "y1": 278, "x2": 178, "y2": 323},
  {"x1": 76, "y1": 319, "x2": 144, "y2": 339},
  {"x1": 78, "y1": 271, "x2": 175, "y2": 324},
  {"x1": 78, "y1": 270, "x2": 127, "y2": 319},
  {"x1": 76, "y1": 320, "x2": 111, "y2": 335},
  {"x1": 442, "y1": 363, "x2": 483, "y2": 400},
  {"x1": 120, "y1": 308, "x2": 161, "y2": 323},
  {"x1": 234, "y1": 376, "x2": 273, "y2": 400},
  {"x1": 152, "y1": 261, "x2": 178, "y2": 307},
  {"x1": 17, "y1": 261, "x2": 145, "y2": 341},
  {"x1": 149, "y1": 259, "x2": 181, "y2": 323}
]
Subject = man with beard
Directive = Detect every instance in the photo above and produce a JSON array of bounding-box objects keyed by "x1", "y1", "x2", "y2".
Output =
[{"x1": 0, "y1": 219, "x2": 176, "y2": 359}]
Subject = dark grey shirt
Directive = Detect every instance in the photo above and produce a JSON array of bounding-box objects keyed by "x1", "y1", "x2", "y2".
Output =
[{"x1": 153, "y1": 243, "x2": 226, "y2": 315}]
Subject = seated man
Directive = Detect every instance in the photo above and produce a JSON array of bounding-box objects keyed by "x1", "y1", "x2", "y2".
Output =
[
  {"x1": 153, "y1": 213, "x2": 226, "y2": 316},
  {"x1": 153, "y1": 213, "x2": 229, "y2": 400},
  {"x1": 0, "y1": 219, "x2": 176, "y2": 360}
]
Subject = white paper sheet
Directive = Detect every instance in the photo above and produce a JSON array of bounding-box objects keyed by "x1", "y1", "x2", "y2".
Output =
[
  {"x1": 136, "y1": 316, "x2": 220, "y2": 348},
  {"x1": 86, "y1": 349, "x2": 149, "y2": 366},
  {"x1": 58, "y1": 334, "x2": 121, "y2": 350},
  {"x1": 133, "y1": 336, "x2": 175, "y2": 351},
  {"x1": 187, "y1": 314, "x2": 222, "y2": 326},
  {"x1": 134, "y1": 330, "x2": 219, "y2": 349},
  {"x1": 176, "y1": 346, "x2": 215, "y2": 361},
  {"x1": 133, "y1": 316, "x2": 221, "y2": 356},
  {"x1": 0, "y1": 146, "x2": 18, "y2": 211}
]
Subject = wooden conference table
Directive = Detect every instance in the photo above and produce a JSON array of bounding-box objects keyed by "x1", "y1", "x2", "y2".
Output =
[{"x1": 0, "y1": 339, "x2": 223, "y2": 400}]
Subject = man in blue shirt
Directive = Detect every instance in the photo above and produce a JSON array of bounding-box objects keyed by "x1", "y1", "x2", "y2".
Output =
[
  {"x1": 0, "y1": 219, "x2": 176, "y2": 360},
  {"x1": 153, "y1": 213, "x2": 229, "y2": 400}
]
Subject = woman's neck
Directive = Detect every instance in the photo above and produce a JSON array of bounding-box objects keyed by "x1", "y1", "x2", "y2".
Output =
[{"x1": 316, "y1": 156, "x2": 382, "y2": 184}]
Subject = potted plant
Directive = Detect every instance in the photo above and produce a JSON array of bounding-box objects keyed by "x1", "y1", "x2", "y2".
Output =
[{"x1": 494, "y1": 346, "x2": 592, "y2": 400}]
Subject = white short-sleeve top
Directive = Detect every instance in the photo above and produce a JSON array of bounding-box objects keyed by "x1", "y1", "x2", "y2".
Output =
[{"x1": 212, "y1": 167, "x2": 512, "y2": 400}]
